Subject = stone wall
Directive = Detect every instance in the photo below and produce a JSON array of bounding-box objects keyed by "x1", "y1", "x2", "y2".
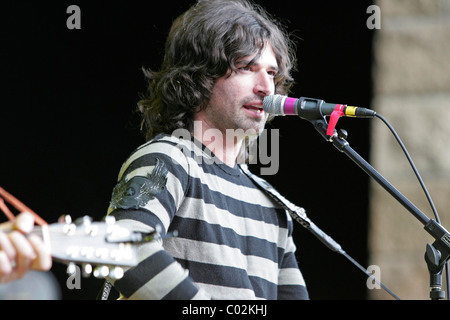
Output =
[{"x1": 369, "y1": 0, "x2": 450, "y2": 299}]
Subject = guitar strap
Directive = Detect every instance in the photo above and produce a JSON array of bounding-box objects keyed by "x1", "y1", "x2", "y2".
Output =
[
  {"x1": 239, "y1": 164, "x2": 312, "y2": 229},
  {"x1": 240, "y1": 164, "x2": 344, "y2": 254},
  {"x1": 98, "y1": 279, "x2": 113, "y2": 300}
]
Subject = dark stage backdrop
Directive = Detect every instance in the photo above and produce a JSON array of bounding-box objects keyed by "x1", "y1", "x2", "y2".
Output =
[{"x1": 0, "y1": 1, "x2": 374, "y2": 300}]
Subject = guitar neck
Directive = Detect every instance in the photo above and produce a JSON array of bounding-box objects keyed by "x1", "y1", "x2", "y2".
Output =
[{"x1": 0, "y1": 217, "x2": 140, "y2": 271}]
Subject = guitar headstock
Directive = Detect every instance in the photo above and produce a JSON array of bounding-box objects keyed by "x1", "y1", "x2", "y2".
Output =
[
  {"x1": 46, "y1": 215, "x2": 142, "y2": 280},
  {"x1": 0, "y1": 186, "x2": 154, "y2": 281}
]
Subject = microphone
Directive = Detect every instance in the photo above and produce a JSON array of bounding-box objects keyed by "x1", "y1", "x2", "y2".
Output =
[{"x1": 263, "y1": 95, "x2": 376, "y2": 120}]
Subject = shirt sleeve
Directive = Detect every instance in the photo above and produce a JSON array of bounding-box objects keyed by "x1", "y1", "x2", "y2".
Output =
[
  {"x1": 105, "y1": 138, "x2": 211, "y2": 300},
  {"x1": 277, "y1": 236, "x2": 309, "y2": 299},
  {"x1": 277, "y1": 215, "x2": 309, "y2": 300}
]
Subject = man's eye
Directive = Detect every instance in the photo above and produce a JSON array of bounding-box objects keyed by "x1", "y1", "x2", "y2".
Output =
[{"x1": 238, "y1": 66, "x2": 251, "y2": 71}]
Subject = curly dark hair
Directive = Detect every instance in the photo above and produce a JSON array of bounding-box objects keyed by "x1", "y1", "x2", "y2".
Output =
[{"x1": 138, "y1": 0, "x2": 297, "y2": 141}]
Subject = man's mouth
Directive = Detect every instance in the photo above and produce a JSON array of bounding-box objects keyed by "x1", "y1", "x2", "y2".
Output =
[{"x1": 243, "y1": 104, "x2": 264, "y2": 114}]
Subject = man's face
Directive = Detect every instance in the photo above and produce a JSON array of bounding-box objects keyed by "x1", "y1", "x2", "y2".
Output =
[{"x1": 195, "y1": 43, "x2": 278, "y2": 136}]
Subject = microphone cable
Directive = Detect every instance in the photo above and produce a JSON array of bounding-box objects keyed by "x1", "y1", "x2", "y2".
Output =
[{"x1": 375, "y1": 113, "x2": 449, "y2": 300}]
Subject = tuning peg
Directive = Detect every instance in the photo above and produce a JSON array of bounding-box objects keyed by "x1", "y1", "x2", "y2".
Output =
[
  {"x1": 82, "y1": 263, "x2": 93, "y2": 277},
  {"x1": 60, "y1": 215, "x2": 76, "y2": 235},
  {"x1": 109, "y1": 267, "x2": 124, "y2": 280},
  {"x1": 104, "y1": 216, "x2": 119, "y2": 236},
  {"x1": 58, "y1": 215, "x2": 72, "y2": 224},
  {"x1": 66, "y1": 262, "x2": 77, "y2": 275},
  {"x1": 93, "y1": 265, "x2": 110, "y2": 278},
  {"x1": 74, "y1": 215, "x2": 93, "y2": 226},
  {"x1": 75, "y1": 216, "x2": 98, "y2": 236},
  {"x1": 104, "y1": 215, "x2": 116, "y2": 225}
]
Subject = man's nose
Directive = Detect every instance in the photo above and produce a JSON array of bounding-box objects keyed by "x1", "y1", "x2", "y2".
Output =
[{"x1": 253, "y1": 70, "x2": 274, "y2": 96}]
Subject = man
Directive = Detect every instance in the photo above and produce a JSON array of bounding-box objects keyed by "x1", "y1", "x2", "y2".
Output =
[{"x1": 105, "y1": 0, "x2": 308, "y2": 299}]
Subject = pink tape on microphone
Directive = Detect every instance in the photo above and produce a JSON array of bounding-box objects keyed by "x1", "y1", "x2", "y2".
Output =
[
  {"x1": 326, "y1": 104, "x2": 345, "y2": 136},
  {"x1": 284, "y1": 97, "x2": 297, "y2": 115}
]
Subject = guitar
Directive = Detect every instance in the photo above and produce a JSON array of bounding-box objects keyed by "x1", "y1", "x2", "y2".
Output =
[
  {"x1": 0, "y1": 186, "x2": 165, "y2": 280},
  {"x1": 0, "y1": 214, "x2": 164, "y2": 280}
]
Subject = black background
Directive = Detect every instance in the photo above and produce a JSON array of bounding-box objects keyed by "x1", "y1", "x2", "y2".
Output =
[{"x1": 1, "y1": 1, "x2": 375, "y2": 300}]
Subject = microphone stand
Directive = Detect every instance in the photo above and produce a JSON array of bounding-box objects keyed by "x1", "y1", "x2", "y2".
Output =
[{"x1": 308, "y1": 118, "x2": 450, "y2": 300}]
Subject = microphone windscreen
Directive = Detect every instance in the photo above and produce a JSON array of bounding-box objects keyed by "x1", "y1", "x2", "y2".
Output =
[{"x1": 263, "y1": 95, "x2": 286, "y2": 114}]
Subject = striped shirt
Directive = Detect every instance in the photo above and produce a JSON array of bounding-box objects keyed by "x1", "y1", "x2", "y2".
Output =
[{"x1": 106, "y1": 134, "x2": 308, "y2": 300}]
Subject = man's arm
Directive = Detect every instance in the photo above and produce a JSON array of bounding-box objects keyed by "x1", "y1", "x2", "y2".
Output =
[{"x1": 104, "y1": 137, "x2": 211, "y2": 299}]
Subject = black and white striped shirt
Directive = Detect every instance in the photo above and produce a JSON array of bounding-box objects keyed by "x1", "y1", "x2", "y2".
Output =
[{"x1": 106, "y1": 134, "x2": 308, "y2": 300}]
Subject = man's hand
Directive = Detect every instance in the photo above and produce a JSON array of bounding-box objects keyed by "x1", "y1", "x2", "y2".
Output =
[{"x1": 0, "y1": 212, "x2": 52, "y2": 284}]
